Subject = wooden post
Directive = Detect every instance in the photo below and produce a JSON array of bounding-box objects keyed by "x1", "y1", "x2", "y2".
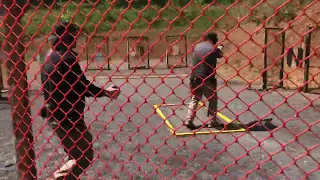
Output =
[
  {"x1": 3, "y1": 1, "x2": 37, "y2": 179},
  {"x1": 303, "y1": 28, "x2": 312, "y2": 92},
  {"x1": 0, "y1": 41, "x2": 7, "y2": 99},
  {"x1": 0, "y1": 64, "x2": 3, "y2": 93},
  {"x1": 0, "y1": 10, "x2": 5, "y2": 99}
]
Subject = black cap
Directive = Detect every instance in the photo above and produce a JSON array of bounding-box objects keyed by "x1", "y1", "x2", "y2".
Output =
[
  {"x1": 54, "y1": 20, "x2": 79, "y2": 37},
  {"x1": 204, "y1": 33, "x2": 218, "y2": 44},
  {"x1": 49, "y1": 20, "x2": 79, "y2": 46}
]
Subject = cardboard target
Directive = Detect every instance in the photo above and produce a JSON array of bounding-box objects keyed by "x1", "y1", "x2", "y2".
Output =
[
  {"x1": 165, "y1": 35, "x2": 188, "y2": 68},
  {"x1": 127, "y1": 36, "x2": 150, "y2": 70},
  {"x1": 86, "y1": 36, "x2": 110, "y2": 70}
]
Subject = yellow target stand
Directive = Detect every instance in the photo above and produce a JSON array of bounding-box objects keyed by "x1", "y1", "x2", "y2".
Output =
[{"x1": 154, "y1": 102, "x2": 247, "y2": 136}]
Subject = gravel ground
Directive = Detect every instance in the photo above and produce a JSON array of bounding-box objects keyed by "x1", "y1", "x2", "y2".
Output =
[{"x1": 0, "y1": 77, "x2": 320, "y2": 180}]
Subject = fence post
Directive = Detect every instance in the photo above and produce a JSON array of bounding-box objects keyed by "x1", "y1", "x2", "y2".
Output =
[
  {"x1": 3, "y1": 1, "x2": 37, "y2": 179},
  {"x1": 278, "y1": 31, "x2": 286, "y2": 89},
  {"x1": 262, "y1": 28, "x2": 268, "y2": 90},
  {"x1": 0, "y1": 65, "x2": 3, "y2": 97},
  {"x1": 303, "y1": 27, "x2": 312, "y2": 92}
]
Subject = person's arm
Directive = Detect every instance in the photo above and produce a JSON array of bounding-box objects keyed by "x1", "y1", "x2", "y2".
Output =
[
  {"x1": 72, "y1": 61, "x2": 106, "y2": 98},
  {"x1": 72, "y1": 62, "x2": 120, "y2": 99}
]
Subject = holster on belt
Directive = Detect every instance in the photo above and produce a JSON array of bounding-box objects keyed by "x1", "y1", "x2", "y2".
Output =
[
  {"x1": 190, "y1": 76, "x2": 203, "y2": 90},
  {"x1": 40, "y1": 103, "x2": 55, "y2": 119}
]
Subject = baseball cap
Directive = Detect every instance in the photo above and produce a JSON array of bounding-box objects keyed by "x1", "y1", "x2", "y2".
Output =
[
  {"x1": 53, "y1": 20, "x2": 79, "y2": 36},
  {"x1": 49, "y1": 20, "x2": 79, "y2": 45},
  {"x1": 204, "y1": 33, "x2": 218, "y2": 44}
]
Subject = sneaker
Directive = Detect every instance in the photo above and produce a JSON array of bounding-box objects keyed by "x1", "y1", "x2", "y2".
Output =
[
  {"x1": 225, "y1": 122, "x2": 243, "y2": 130},
  {"x1": 205, "y1": 120, "x2": 223, "y2": 128},
  {"x1": 184, "y1": 120, "x2": 197, "y2": 130}
]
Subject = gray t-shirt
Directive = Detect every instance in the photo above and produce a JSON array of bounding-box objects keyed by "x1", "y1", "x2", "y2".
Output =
[{"x1": 191, "y1": 41, "x2": 222, "y2": 80}]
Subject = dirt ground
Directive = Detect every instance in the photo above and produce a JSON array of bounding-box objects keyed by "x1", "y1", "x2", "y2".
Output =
[
  {"x1": 1, "y1": 23, "x2": 274, "y2": 90},
  {"x1": 1, "y1": 24, "x2": 264, "y2": 90},
  {"x1": 17, "y1": 2, "x2": 320, "y2": 91}
]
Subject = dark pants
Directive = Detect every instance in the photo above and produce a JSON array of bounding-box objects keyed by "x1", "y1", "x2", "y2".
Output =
[
  {"x1": 48, "y1": 109, "x2": 93, "y2": 180},
  {"x1": 186, "y1": 77, "x2": 218, "y2": 122}
]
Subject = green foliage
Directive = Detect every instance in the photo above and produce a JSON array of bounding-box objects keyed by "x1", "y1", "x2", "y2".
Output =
[
  {"x1": 249, "y1": 0, "x2": 299, "y2": 25},
  {"x1": 20, "y1": 0, "x2": 300, "y2": 36},
  {"x1": 217, "y1": 0, "x2": 236, "y2": 5}
]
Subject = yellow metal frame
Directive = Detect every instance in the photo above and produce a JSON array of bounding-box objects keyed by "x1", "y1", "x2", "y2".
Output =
[{"x1": 153, "y1": 103, "x2": 247, "y2": 136}]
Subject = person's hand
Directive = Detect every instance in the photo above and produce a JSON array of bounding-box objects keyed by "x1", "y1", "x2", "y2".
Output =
[
  {"x1": 216, "y1": 45, "x2": 224, "y2": 58},
  {"x1": 105, "y1": 85, "x2": 120, "y2": 99}
]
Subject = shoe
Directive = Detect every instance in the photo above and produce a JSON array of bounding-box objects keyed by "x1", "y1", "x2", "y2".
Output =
[
  {"x1": 205, "y1": 120, "x2": 223, "y2": 128},
  {"x1": 184, "y1": 120, "x2": 197, "y2": 130},
  {"x1": 225, "y1": 122, "x2": 243, "y2": 130}
]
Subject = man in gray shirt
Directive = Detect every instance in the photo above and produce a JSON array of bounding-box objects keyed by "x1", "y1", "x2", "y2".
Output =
[{"x1": 185, "y1": 33, "x2": 224, "y2": 130}]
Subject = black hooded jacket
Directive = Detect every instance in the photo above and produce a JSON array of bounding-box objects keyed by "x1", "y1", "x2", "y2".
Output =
[{"x1": 41, "y1": 22, "x2": 105, "y2": 114}]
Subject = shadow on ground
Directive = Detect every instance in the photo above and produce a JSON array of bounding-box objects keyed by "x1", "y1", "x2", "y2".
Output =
[{"x1": 187, "y1": 118, "x2": 278, "y2": 132}]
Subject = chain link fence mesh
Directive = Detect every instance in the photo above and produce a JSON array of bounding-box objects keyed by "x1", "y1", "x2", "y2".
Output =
[{"x1": 0, "y1": 0, "x2": 320, "y2": 179}]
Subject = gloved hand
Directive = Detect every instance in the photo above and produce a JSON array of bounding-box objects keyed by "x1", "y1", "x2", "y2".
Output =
[
  {"x1": 216, "y1": 45, "x2": 224, "y2": 58},
  {"x1": 105, "y1": 85, "x2": 120, "y2": 99},
  {"x1": 217, "y1": 44, "x2": 224, "y2": 50}
]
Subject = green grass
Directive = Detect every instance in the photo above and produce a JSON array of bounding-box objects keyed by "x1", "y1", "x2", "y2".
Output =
[{"x1": 20, "y1": 0, "x2": 312, "y2": 37}]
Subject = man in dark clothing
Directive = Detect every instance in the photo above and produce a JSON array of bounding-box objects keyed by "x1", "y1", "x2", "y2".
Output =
[
  {"x1": 184, "y1": 33, "x2": 224, "y2": 130},
  {"x1": 40, "y1": 20, "x2": 120, "y2": 180}
]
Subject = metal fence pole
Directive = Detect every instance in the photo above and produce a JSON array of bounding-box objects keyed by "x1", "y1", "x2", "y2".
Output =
[
  {"x1": 0, "y1": 65, "x2": 4, "y2": 97},
  {"x1": 262, "y1": 28, "x2": 268, "y2": 90},
  {"x1": 303, "y1": 28, "x2": 312, "y2": 92},
  {"x1": 3, "y1": 1, "x2": 37, "y2": 179},
  {"x1": 278, "y1": 31, "x2": 286, "y2": 89}
]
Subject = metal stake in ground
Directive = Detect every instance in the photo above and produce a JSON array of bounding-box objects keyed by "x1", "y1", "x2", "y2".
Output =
[{"x1": 3, "y1": 1, "x2": 37, "y2": 179}]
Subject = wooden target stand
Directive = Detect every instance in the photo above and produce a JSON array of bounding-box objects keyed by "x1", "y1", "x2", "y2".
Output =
[
  {"x1": 248, "y1": 27, "x2": 309, "y2": 92},
  {"x1": 86, "y1": 36, "x2": 111, "y2": 71},
  {"x1": 248, "y1": 27, "x2": 285, "y2": 92},
  {"x1": 165, "y1": 35, "x2": 188, "y2": 69},
  {"x1": 0, "y1": 74, "x2": 8, "y2": 100},
  {"x1": 0, "y1": 45, "x2": 8, "y2": 100},
  {"x1": 127, "y1": 36, "x2": 150, "y2": 70}
]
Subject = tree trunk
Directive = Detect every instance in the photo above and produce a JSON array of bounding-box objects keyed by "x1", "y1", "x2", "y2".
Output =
[{"x1": 3, "y1": 1, "x2": 37, "y2": 179}]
